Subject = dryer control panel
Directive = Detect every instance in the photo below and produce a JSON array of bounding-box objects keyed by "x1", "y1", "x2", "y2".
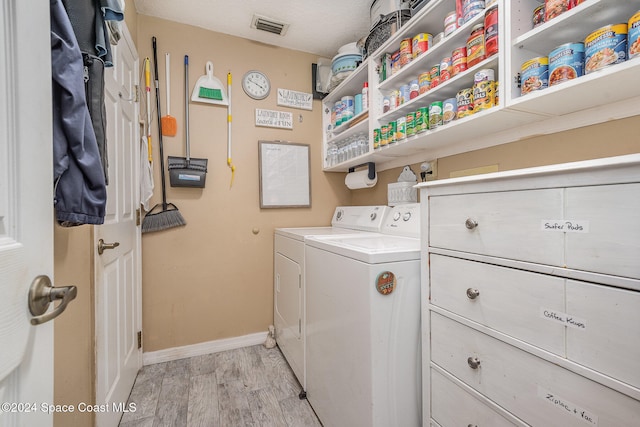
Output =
[{"x1": 381, "y1": 203, "x2": 421, "y2": 237}]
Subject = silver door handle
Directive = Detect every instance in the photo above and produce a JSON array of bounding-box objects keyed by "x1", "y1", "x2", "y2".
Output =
[
  {"x1": 28, "y1": 275, "x2": 77, "y2": 325},
  {"x1": 98, "y1": 239, "x2": 120, "y2": 255}
]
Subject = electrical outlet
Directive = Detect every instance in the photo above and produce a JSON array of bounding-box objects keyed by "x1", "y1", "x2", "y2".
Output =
[{"x1": 420, "y1": 160, "x2": 438, "y2": 181}]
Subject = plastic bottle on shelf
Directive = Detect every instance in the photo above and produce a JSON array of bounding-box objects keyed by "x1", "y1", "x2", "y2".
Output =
[{"x1": 362, "y1": 82, "x2": 369, "y2": 111}]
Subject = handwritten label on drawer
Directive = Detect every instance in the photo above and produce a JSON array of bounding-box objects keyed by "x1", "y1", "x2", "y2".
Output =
[
  {"x1": 538, "y1": 387, "x2": 598, "y2": 425},
  {"x1": 540, "y1": 308, "x2": 587, "y2": 330},
  {"x1": 541, "y1": 220, "x2": 590, "y2": 233}
]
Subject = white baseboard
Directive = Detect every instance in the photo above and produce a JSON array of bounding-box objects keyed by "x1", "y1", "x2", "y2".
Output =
[{"x1": 142, "y1": 331, "x2": 268, "y2": 365}]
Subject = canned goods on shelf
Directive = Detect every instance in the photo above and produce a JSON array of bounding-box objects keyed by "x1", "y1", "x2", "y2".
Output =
[
  {"x1": 473, "y1": 80, "x2": 496, "y2": 111},
  {"x1": 584, "y1": 23, "x2": 628, "y2": 74},
  {"x1": 412, "y1": 33, "x2": 432, "y2": 58},
  {"x1": 415, "y1": 107, "x2": 429, "y2": 133},
  {"x1": 474, "y1": 68, "x2": 495, "y2": 83},
  {"x1": 521, "y1": 57, "x2": 549, "y2": 95},
  {"x1": 467, "y1": 24, "x2": 486, "y2": 68},
  {"x1": 444, "y1": 11, "x2": 458, "y2": 36},
  {"x1": 457, "y1": 88, "x2": 474, "y2": 119},
  {"x1": 443, "y1": 98, "x2": 458, "y2": 124},
  {"x1": 440, "y1": 57, "x2": 453, "y2": 82},
  {"x1": 409, "y1": 80, "x2": 420, "y2": 99},
  {"x1": 452, "y1": 46, "x2": 468, "y2": 76},
  {"x1": 388, "y1": 121, "x2": 397, "y2": 145},
  {"x1": 533, "y1": 4, "x2": 545, "y2": 28},
  {"x1": 630, "y1": 11, "x2": 640, "y2": 59},
  {"x1": 548, "y1": 42, "x2": 585, "y2": 86},
  {"x1": 429, "y1": 101, "x2": 444, "y2": 129},
  {"x1": 430, "y1": 64, "x2": 441, "y2": 89},
  {"x1": 396, "y1": 117, "x2": 407, "y2": 140},
  {"x1": 399, "y1": 85, "x2": 411, "y2": 104},
  {"x1": 373, "y1": 128, "x2": 381, "y2": 149},
  {"x1": 419, "y1": 72, "x2": 431, "y2": 94},
  {"x1": 484, "y1": 5, "x2": 499, "y2": 57},
  {"x1": 545, "y1": 0, "x2": 568, "y2": 22},
  {"x1": 406, "y1": 112, "x2": 416, "y2": 137}
]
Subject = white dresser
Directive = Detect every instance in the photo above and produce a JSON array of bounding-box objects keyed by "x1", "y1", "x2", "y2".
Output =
[{"x1": 417, "y1": 154, "x2": 640, "y2": 427}]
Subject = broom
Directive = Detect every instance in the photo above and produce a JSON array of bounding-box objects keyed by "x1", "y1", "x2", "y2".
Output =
[{"x1": 142, "y1": 36, "x2": 186, "y2": 233}]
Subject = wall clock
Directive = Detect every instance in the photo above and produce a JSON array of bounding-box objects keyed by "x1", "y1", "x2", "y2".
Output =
[{"x1": 242, "y1": 70, "x2": 271, "y2": 100}]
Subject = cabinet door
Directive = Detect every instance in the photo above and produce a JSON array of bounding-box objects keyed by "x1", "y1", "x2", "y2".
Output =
[
  {"x1": 429, "y1": 189, "x2": 564, "y2": 265},
  {"x1": 431, "y1": 368, "x2": 519, "y2": 427},
  {"x1": 566, "y1": 280, "x2": 640, "y2": 390},
  {"x1": 430, "y1": 254, "x2": 566, "y2": 355},
  {"x1": 430, "y1": 312, "x2": 640, "y2": 427},
  {"x1": 565, "y1": 183, "x2": 640, "y2": 280}
]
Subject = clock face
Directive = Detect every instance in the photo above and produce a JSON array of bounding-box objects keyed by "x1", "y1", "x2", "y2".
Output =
[{"x1": 242, "y1": 70, "x2": 270, "y2": 100}]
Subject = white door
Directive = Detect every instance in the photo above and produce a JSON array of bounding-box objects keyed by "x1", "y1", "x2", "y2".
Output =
[
  {"x1": 94, "y1": 25, "x2": 142, "y2": 427},
  {"x1": 0, "y1": 1, "x2": 55, "y2": 426}
]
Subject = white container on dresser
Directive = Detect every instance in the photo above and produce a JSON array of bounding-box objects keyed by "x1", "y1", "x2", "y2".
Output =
[{"x1": 417, "y1": 154, "x2": 640, "y2": 427}]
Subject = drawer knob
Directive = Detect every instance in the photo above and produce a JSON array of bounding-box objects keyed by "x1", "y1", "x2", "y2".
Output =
[
  {"x1": 465, "y1": 218, "x2": 478, "y2": 229},
  {"x1": 467, "y1": 356, "x2": 481, "y2": 369},
  {"x1": 466, "y1": 288, "x2": 480, "y2": 299}
]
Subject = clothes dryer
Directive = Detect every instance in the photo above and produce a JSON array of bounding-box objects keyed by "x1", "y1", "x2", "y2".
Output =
[
  {"x1": 305, "y1": 203, "x2": 421, "y2": 427},
  {"x1": 273, "y1": 205, "x2": 390, "y2": 396}
]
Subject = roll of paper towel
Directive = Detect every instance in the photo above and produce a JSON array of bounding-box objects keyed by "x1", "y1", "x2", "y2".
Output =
[{"x1": 345, "y1": 169, "x2": 378, "y2": 190}]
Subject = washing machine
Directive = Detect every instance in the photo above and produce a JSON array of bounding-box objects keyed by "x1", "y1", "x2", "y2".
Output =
[
  {"x1": 304, "y1": 203, "x2": 421, "y2": 427},
  {"x1": 273, "y1": 205, "x2": 390, "y2": 395}
]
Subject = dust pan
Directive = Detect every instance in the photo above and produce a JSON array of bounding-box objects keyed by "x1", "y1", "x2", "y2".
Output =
[{"x1": 191, "y1": 61, "x2": 228, "y2": 106}]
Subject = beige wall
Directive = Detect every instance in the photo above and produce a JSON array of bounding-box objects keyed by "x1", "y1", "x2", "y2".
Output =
[
  {"x1": 353, "y1": 115, "x2": 640, "y2": 205},
  {"x1": 136, "y1": 15, "x2": 351, "y2": 351},
  {"x1": 53, "y1": 226, "x2": 95, "y2": 427}
]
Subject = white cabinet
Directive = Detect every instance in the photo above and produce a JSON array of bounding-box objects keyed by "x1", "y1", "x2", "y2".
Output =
[
  {"x1": 322, "y1": 0, "x2": 640, "y2": 173},
  {"x1": 418, "y1": 154, "x2": 640, "y2": 427}
]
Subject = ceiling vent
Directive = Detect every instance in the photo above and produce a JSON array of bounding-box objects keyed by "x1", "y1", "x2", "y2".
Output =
[{"x1": 251, "y1": 14, "x2": 289, "y2": 36}]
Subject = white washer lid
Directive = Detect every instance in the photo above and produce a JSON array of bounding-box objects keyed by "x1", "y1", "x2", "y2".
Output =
[{"x1": 306, "y1": 234, "x2": 420, "y2": 264}]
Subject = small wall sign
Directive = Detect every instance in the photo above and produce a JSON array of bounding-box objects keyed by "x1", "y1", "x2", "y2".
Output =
[
  {"x1": 277, "y1": 88, "x2": 313, "y2": 110},
  {"x1": 255, "y1": 109, "x2": 293, "y2": 129}
]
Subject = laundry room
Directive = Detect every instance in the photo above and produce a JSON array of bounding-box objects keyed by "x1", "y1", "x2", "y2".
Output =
[{"x1": 4, "y1": 0, "x2": 638, "y2": 426}]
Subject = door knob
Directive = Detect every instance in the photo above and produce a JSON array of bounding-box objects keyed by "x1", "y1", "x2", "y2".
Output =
[
  {"x1": 98, "y1": 239, "x2": 120, "y2": 255},
  {"x1": 28, "y1": 275, "x2": 77, "y2": 325}
]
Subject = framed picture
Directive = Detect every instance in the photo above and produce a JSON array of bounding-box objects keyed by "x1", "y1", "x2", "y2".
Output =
[{"x1": 258, "y1": 141, "x2": 311, "y2": 208}]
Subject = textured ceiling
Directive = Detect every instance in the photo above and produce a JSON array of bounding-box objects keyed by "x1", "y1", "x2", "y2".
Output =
[{"x1": 134, "y1": 0, "x2": 374, "y2": 59}]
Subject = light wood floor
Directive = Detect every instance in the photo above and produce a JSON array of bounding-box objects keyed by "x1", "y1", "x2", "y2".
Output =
[{"x1": 119, "y1": 344, "x2": 321, "y2": 427}]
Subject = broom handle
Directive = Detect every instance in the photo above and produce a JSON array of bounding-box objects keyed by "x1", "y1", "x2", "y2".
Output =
[
  {"x1": 152, "y1": 37, "x2": 168, "y2": 209},
  {"x1": 184, "y1": 55, "x2": 191, "y2": 162},
  {"x1": 165, "y1": 53, "x2": 171, "y2": 115}
]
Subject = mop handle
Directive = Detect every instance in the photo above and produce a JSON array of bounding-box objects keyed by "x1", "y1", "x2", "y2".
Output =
[
  {"x1": 165, "y1": 53, "x2": 171, "y2": 115},
  {"x1": 184, "y1": 55, "x2": 190, "y2": 162},
  {"x1": 227, "y1": 72, "x2": 235, "y2": 187}
]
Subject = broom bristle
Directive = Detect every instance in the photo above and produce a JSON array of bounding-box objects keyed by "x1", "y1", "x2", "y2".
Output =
[
  {"x1": 198, "y1": 87, "x2": 223, "y2": 100},
  {"x1": 161, "y1": 115, "x2": 177, "y2": 136},
  {"x1": 142, "y1": 207, "x2": 186, "y2": 233}
]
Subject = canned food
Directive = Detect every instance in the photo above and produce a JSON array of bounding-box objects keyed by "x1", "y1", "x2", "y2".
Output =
[
  {"x1": 630, "y1": 11, "x2": 640, "y2": 59},
  {"x1": 399, "y1": 38, "x2": 412, "y2": 67},
  {"x1": 406, "y1": 112, "x2": 416, "y2": 137},
  {"x1": 585, "y1": 24, "x2": 628, "y2": 74},
  {"x1": 373, "y1": 128, "x2": 381, "y2": 149},
  {"x1": 521, "y1": 57, "x2": 549, "y2": 95},
  {"x1": 412, "y1": 33, "x2": 432, "y2": 58},
  {"x1": 463, "y1": 0, "x2": 486, "y2": 23},
  {"x1": 495, "y1": 81, "x2": 500, "y2": 105},
  {"x1": 452, "y1": 46, "x2": 468, "y2": 76},
  {"x1": 418, "y1": 72, "x2": 431, "y2": 94},
  {"x1": 474, "y1": 68, "x2": 495, "y2": 83},
  {"x1": 430, "y1": 64, "x2": 441, "y2": 89},
  {"x1": 456, "y1": 88, "x2": 474, "y2": 119},
  {"x1": 429, "y1": 101, "x2": 444, "y2": 129},
  {"x1": 444, "y1": 11, "x2": 458, "y2": 37},
  {"x1": 440, "y1": 57, "x2": 453, "y2": 82},
  {"x1": 443, "y1": 98, "x2": 458, "y2": 124},
  {"x1": 545, "y1": 0, "x2": 568, "y2": 22},
  {"x1": 396, "y1": 117, "x2": 407, "y2": 140},
  {"x1": 533, "y1": 5, "x2": 545, "y2": 28},
  {"x1": 568, "y1": 0, "x2": 585, "y2": 8},
  {"x1": 473, "y1": 80, "x2": 495, "y2": 111},
  {"x1": 380, "y1": 124, "x2": 389, "y2": 147},
  {"x1": 390, "y1": 90, "x2": 398, "y2": 110},
  {"x1": 399, "y1": 85, "x2": 411, "y2": 104},
  {"x1": 548, "y1": 42, "x2": 585, "y2": 86},
  {"x1": 383, "y1": 96, "x2": 391, "y2": 113},
  {"x1": 484, "y1": 5, "x2": 499, "y2": 57},
  {"x1": 467, "y1": 24, "x2": 486, "y2": 68},
  {"x1": 410, "y1": 80, "x2": 420, "y2": 99},
  {"x1": 415, "y1": 107, "x2": 429, "y2": 133},
  {"x1": 388, "y1": 121, "x2": 397, "y2": 145}
]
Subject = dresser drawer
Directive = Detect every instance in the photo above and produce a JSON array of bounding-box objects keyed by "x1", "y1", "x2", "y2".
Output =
[
  {"x1": 431, "y1": 368, "x2": 518, "y2": 427},
  {"x1": 429, "y1": 189, "x2": 564, "y2": 265},
  {"x1": 431, "y1": 313, "x2": 640, "y2": 427},
  {"x1": 430, "y1": 254, "x2": 565, "y2": 355},
  {"x1": 566, "y1": 280, "x2": 640, "y2": 390},
  {"x1": 565, "y1": 184, "x2": 640, "y2": 279}
]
